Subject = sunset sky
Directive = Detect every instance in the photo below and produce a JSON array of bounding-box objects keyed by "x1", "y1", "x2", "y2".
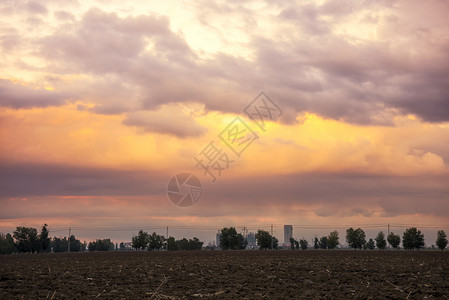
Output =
[{"x1": 1, "y1": 0, "x2": 448, "y2": 245}]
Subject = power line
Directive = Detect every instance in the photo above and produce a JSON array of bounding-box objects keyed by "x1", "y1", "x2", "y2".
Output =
[{"x1": 47, "y1": 223, "x2": 449, "y2": 234}]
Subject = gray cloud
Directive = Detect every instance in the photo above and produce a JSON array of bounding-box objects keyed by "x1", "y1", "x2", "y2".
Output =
[
  {"x1": 122, "y1": 108, "x2": 207, "y2": 138},
  {"x1": 1, "y1": 161, "x2": 448, "y2": 219},
  {"x1": 0, "y1": 162, "x2": 166, "y2": 198},
  {"x1": 0, "y1": 79, "x2": 68, "y2": 108},
  {"x1": 2, "y1": 1, "x2": 448, "y2": 130},
  {"x1": 26, "y1": 1, "x2": 48, "y2": 15}
]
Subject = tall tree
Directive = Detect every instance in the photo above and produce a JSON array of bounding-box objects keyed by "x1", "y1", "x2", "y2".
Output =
[
  {"x1": 375, "y1": 231, "x2": 387, "y2": 250},
  {"x1": 299, "y1": 239, "x2": 308, "y2": 250},
  {"x1": 220, "y1": 227, "x2": 246, "y2": 250},
  {"x1": 88, "y1": 239, "x2": 114, "y2": 251},
  {"x1": 289, "y1": 237, "x2": 296, "y2": 250},
  {"x1": 346, "y1": 228, "x2": 366, "y2": 250},
  {"x1": 313, "y1": 237, "x2": 319, "y2": 249},
  {"x1": 402, "y1": 227, "x2": 425, "y2": 250},
  {"x1": 319, "y1": 236, "x2": 328, "y2": 249},
  {"x1": 436, "y1": 230, "x2": 448, "y2": 251},
  {"x1": 132, "y1": 230, "x2": 149, "y2": 250},
  {"x1": 148, "y1": 232, "x2": 165, "y2": 251},
  {"x1": 366, "y1": 238, "x2": 375, "y2": 250},
  {"x1": 13, "y1": 227, "x2": 40, "y2": 253},
  {"x1": 52, "y1": 237, "x2": 68, "y2": 252},
  {"x1": 255, "y1": 229, "x2": 277, "y2": 249},
  {"x1": 294, "y1": 240, "x2": 300, "y2": 250},
  {"x1": 39, "y1": 224, "x2": 51, "y2": 253},
  {"x1": 387, "y1": 232, "x2": 401, "y2": 249},
  {"x1": 327, "y1": 231, "x2": 339, "y2": 250},
  {"x1": 167, "y1": 237, "x2": 178, "y2": 250},
  {"x1": 0, "y1": 233, "x2": 15, "y2": 254}
]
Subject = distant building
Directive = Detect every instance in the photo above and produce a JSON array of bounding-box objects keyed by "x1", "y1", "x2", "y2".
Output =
[
  {"x1": 216, "y1": 233, "x2": 221, "y2": 248},
  {"x1": 246, "y1": 232, "x2": 257, "y2": 249},
  {"x1": 284, "y1": 225, "x2": 293, "y2": 246}
]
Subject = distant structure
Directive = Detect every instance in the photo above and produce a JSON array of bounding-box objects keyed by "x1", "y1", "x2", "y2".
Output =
[
  {"x1": 246, "y1": 232, "x2": 257, "y2": 249},
  {"x1": 216, "y1": 232, "x2": 221, "y2": 248},
  {"x1": 284, "y1": 225, "x2": 293, "y2": 246}
]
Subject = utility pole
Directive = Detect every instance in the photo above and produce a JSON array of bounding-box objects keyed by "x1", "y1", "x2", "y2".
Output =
[
  {"x1": 271, "y1": 224, "x2": 273, "y2": 250},
  {"x1": 166, "y1": 226, "x2": 169, "y2": 251},
  {"x1": 242, "y1": 226, "x2": 247, "y2": 239},
  {"x1": 68, "y1": 227, "x2": 71, "y2": 253},
  {"x1": 387, "y1": 224, "x2": 390, "y2": 249}
]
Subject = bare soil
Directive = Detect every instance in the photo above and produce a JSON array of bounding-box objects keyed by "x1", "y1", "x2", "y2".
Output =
[{"x1": 1, "y1": 250, "x2": 448, "y2": 299}]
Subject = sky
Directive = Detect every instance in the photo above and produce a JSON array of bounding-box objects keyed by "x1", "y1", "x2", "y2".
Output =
[{"x1": 1, "y1": 0, "x2": 448, "y2": 246}]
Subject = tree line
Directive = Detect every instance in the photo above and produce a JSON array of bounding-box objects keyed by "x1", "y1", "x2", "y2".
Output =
[
  {"x1": 288, "y1": 228, "x2": 448, "y2": 251},
  {"x1": 0, "y1": 225, "x2": 114, "y2": 254},
  {"x1": 1, "y1": 225, "x2": 448, "y2": 254},
  {"x1": 131, "y1": 230, "x2": 203, "y2": 250}
]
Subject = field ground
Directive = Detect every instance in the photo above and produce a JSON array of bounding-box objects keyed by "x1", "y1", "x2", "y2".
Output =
[{"x1": 1, "y1": 250, "x2": 448, "y2": 299}]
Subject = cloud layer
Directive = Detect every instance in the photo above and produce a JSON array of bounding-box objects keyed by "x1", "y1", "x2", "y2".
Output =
[{"x1": 0, "y1": 0, "x2": 448, "y2": 240}]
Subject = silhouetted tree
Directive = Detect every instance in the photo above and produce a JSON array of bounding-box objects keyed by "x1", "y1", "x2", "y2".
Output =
[
  {"x1": 132, "y1": 230, "x2": 149, "y2": 250},
  {"x1": 366, "y1": 238, "x2": 375, "y2": 250},
  {"x1": 188, "y1": 237, "x2": 204, "y2": 250},
  {"x1": 13, "y1": 227, "x2": 40, "y2": 253},
  {"x1": 52, "y1": 237, "x2": 68, "y2": 252},
  {"x1": 294, "y1": 240, "x2": 300, "y2": 250},
  {"x1": 375, "y1": 231, "x2": 387, "y2": 250},
  {"x1": 346, "y1": 228, "x2": 366, "y2": 250},
  {"x1": 174, "y1": 237, "x2": 203, "y2": 250},
  {"x1": 69, "y1": 235, "x2": 86, "y2": 252},
  {"x1": 299, "y1": 239, "x2": 308, "y2": 250},
  {"x1": 177, "y1": 238, "x2": 189, "y2": 250},
  {"x1": 387, "y1": 232, "x2": 401, "y2": 249},
  {"x1": 88, "y1": 239, "x2": 114, "y2": 251},
  {"x1": 328, "y1": 231, "x2": 339, "y2": 249},
  {"x1": 167, "y1": 237, "x2": 178, "y2": 250},
  {"x1": 313, "y1": 237, "x2": 319, "y2": 249},
  {"x1": 289, "y1": 237, "x2": 296, "y2": 250},
  {"x1": 220, "y1": 227, "x2": 245, "y2": 250},
  {"x1": 255, "y1": 229, "x2": 277, "y2": 249},
  {"x1": 148, "y1": 232, "x2": 165, "y2": 251},
  {"x1": 319, "y1": 236, "x2": 328, "y2": 249},
  {"x1": 436, "y1": 230, "x2": 448, "y2": 251},
  {"x1": 0, "y1": 233, "x2": 15, "y2": 254},
  {"x1": 402, "y1": 227, "x2": 424, "y2": 250},
  {"x1": 39, "y1": 224, "x2": 51, "y2": 253}
]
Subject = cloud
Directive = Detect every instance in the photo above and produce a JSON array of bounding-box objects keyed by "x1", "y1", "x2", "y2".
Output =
[
  {"x1": 0, "y1": 162, "x2": 166, "y2": 198},
  {"x1": 122, "y1": 104, "x2": 208, "y2": 138},
  {"x1": 0, "y1": 1, "x2": 448, "y2": 126},
  {"x1": 26, "y1": 1, "x2": 48, "y2": 15},
  {"x1": 0, "y1": 79, "x2": 68, "y2": 108},
  {"x1": 1, "y1": 161, "x2": 447, "y2": 219}
]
